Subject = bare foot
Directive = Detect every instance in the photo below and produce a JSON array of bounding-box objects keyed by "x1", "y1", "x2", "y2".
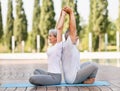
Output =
[{"x1": 83, "y1": 78, "x2": 95, "y2": 84}]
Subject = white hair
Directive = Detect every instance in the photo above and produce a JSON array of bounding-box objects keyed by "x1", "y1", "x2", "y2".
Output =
[{"x1": 49, "y1": 29, "x2": 57, "y2": 37}]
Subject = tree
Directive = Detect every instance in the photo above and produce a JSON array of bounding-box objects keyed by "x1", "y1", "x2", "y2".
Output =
[
  {"x1": 74, "y1": 0, "x2": 82, "y2": 36},
  {"x1": 89, "y1": 0, "x2": 109, "y2": 51},
  {"x1": 31, "y1": 0, "x2": 40, "y2": 51},
  {"x1": 39, "y1": 0, "x2": 56, "y2": 51},
  {"x1": 0, "y1": 1, "x2": 3, "y2": 42},
  {"x1": 5, "y1": 0, "x2": 14, "y2": 50},
  {"x1": 14, "y1": 0, "x2": 28, "y2": 50}
]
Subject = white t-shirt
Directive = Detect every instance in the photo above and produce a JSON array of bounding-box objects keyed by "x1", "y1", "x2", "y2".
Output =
[
  {"x1": 62, "y1": 36, "x2": 80, "y2": 83},
  {"x1": 47, "y1": 42, "x2": 62, "y2": 73}
]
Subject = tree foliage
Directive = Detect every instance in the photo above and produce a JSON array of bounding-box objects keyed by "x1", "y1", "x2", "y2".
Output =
[
  {"x1": 14, "y1": 0, "x2": 28, "y2": 48},
  {"x1": 31, "y1": 0, "x2": 40, "y2": 51},
  {"x1": 89, "y1": 0, "x2": 109, "y2": 51},
  {"x1": 5, "y1": 0, "x2": 14, "y2": 50}
]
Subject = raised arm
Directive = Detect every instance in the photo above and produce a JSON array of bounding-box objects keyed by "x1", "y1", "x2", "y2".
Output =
[
  {"x1": 56, "y1": 10, "x2": 66, "y2": 43},
  {"x1": 63, "y1": 7, "x2": 76, "y2": 43}
]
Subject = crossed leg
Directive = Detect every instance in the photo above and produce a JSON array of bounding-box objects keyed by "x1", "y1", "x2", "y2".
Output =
[{"x1": 73, "y1": 62, "x2": 98, "y2": 84}]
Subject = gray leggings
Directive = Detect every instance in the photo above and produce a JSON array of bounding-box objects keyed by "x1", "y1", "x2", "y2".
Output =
[
  {"x1": 29, "y1": 69, "x2": 61, "y2": 85},
  {"x1": 73, "y1": 62, "x2": 98, "y2": 84}
]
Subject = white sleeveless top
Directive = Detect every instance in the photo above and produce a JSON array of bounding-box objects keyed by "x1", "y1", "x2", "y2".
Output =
[
  {"x1": 47, "y1": 42, "x2": 62, "y2": 73},
  {"x1": 62, "y1": 36, "x2": 80, "y2": 83}
]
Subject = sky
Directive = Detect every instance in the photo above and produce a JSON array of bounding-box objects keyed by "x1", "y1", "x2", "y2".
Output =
[{"x1": 1, "y1": 0, "x2": 119, "y2": 31}]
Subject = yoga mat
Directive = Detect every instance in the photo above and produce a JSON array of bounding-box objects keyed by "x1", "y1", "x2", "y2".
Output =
[{"x1": 0, "y1": 81, "x2": 110, "y2": 88}]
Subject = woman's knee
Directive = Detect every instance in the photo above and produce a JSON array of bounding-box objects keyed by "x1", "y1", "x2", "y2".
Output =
[
  {"x1": 29, "y1": 76, "x2": 43, "y2": 86},
  {"x1": 29, "y1": 76, "x2": 35, "y2": 83}
]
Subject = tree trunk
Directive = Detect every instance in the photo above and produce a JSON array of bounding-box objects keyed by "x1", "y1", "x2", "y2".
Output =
[{"x1": 98, "y1": 34, "x2": 102, "y2": 51}]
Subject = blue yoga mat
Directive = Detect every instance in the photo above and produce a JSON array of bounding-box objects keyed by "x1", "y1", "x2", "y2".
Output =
[{"x1": 0, "y1": 81, "x2": 110, "y2": 88}]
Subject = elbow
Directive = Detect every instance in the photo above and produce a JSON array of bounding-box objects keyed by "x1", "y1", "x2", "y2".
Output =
[{"x1": 56, "y1": 26, "x2": 63, "y2": 31}]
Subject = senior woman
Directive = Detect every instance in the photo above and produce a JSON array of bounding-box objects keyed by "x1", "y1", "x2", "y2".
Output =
[{"x1": 29, "y1": 9, "x2": 66, "y2": 85}]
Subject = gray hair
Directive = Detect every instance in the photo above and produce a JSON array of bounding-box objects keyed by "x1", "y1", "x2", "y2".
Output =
[
  {"x1": 49, "y1": 29, "x2": 57, "y2": 37},
  {"x1": 64, "y1": 30, "x2": 77, "y2": 40}
]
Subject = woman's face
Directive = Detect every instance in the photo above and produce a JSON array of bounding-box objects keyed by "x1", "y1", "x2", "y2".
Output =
[{"x1": 48, "y1": 33, "x2": 57, "y2": 45}]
